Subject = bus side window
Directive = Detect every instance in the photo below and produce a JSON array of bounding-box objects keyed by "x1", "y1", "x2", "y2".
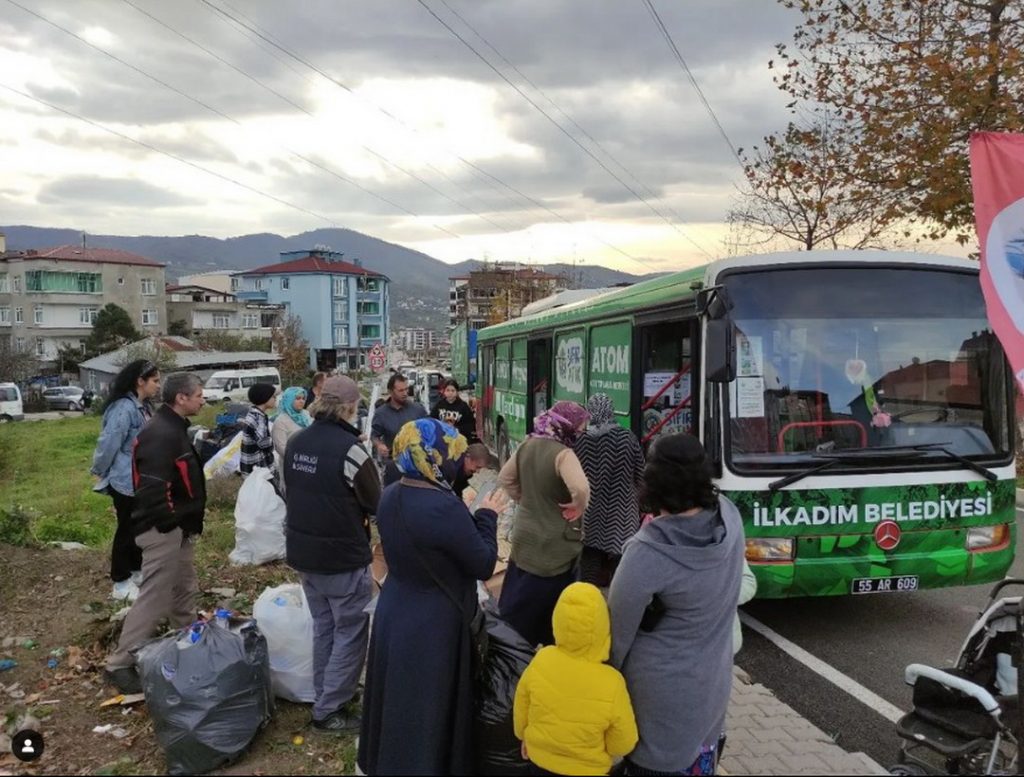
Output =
[{"x1": 638, "y1": 320, "x2": 696, "y2": 446}]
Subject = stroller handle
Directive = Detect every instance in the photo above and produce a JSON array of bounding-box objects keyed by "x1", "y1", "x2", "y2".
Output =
[
  {"x1": 987, "y1": 577, "x2": 1024, "y2": 603},
  {"x1": 904, "y1": 664, "x2": 1001, "y2": 715}
]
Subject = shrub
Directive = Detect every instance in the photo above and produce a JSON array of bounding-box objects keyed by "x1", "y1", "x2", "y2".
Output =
[{"x1": 0, "y1": 504, "x2": 39, "y2": 547}]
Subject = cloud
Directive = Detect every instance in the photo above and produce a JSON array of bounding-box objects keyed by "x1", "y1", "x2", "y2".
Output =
[{"x1": 36, "y1": 176, "x2": 202, "y2": 207}]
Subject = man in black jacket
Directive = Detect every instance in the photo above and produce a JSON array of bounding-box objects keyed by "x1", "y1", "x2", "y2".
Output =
[
  {"x1": 285, "y1": 375, "x2": 381, "y2": 734},
  {"x1": 104, "y1": 373, "x2": 207, "y2": 694}
]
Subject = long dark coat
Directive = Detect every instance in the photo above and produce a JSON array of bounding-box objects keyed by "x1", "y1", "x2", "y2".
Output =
[{"x1": 357, "y1": 478, "x2": 498, "y2": 776}]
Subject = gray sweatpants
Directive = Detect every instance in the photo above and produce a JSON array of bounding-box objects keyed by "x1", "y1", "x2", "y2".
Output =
[
  {"x1": 107, "y1": 527, "x2": 199, "y2": 670},
  {"x1": 300, "y1": 566, "x2": 373, "y2": 721}
]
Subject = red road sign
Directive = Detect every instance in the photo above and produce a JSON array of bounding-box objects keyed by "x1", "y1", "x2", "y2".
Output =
[{"x1": 368, "y1": 344, "x2": 386, "y2": 372}]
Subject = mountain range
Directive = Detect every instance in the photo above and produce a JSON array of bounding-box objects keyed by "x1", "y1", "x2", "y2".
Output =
[{"x1": 1, "y1": 225, "x2": 650, "y2": 329}]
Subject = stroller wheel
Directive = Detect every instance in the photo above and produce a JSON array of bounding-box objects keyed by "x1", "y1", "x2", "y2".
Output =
[{"x1": 888, "y1": 765, "x2": 927, "y2": 776}]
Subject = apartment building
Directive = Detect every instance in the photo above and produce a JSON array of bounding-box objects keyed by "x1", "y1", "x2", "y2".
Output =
[
  {"x1": 235, "y1": 248, "x2": 390, "y2": 371},
  {"x1": 166, "y1": 283, "x2": 283, "y2": 339},
  {"x1": 0, "y1": 238, "x2": 166, "y2": 363},
  {"x1": 449, "y1": 263, "x2": 562, "y2": 329}
]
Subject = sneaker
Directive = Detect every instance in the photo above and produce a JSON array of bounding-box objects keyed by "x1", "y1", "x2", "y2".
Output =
[
  {"x1": 103, "y1": 666, "x2": 142, "y2": 695},
  {"x1": 311, "y1": 710, "x2": 361, "y2": 734},
  {"x1": 130, "y1": 570, "x2": 143, "y2": 586},
  {"x1": 110, "y1": 580, "x2": 139, "y2": 602}
]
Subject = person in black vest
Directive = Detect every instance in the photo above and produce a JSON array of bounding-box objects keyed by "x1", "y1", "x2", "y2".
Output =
[{"x1": 284, "y1": 375, "x2": 381, "y2": 734}]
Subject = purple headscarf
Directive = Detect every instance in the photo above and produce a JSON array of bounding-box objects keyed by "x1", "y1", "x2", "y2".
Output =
[{"x1": 530, "y1": 400, "x2": 590, "y2": 447}]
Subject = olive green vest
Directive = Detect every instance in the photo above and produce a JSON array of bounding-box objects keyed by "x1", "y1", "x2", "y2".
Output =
[{"x1": 510, "y1": 437, "x2": 583, "y2": 576}]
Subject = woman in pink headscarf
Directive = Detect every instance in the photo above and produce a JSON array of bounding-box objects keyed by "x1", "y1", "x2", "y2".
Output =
[{"x1": 496, "y1": 401, "x2": 591, "y2": 646}]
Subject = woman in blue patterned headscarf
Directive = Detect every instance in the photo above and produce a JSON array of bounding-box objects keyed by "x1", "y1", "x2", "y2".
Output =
[
  {"x1": 393, "y1": 417, "x2": 468, "y2": 488},
  {"x1": 272, "y1": 387, "x2": 312, "y2": 491}
]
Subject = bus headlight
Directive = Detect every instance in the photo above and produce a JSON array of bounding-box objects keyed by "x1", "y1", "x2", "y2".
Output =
[
  {"x1": 745, "y1": 538, "x2": 794, "y2": 563},
  {"x1": 967, "y1": 525, "x2": 1009, "y2": 552}
]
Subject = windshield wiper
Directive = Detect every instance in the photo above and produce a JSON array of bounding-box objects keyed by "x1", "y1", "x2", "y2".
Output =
[
  {"x1": 768, "y1": 442, "x2": 998, "y2": 491},
  {"x1": 769, "y1": 459, "x2": 840, "y2": 492}
]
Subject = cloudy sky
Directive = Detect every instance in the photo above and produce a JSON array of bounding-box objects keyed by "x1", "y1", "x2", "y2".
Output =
[{"x1": 0, "y1": 0, "x2": 806, "y2": 273}]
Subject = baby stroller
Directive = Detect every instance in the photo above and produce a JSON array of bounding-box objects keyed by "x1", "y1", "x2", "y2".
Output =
[{"x1": 893, "y1": 579, "x2": 1024, "y2": 775}]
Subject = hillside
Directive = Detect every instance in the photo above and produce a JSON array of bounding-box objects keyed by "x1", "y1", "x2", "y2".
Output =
[{"x1": 1, "y1": 225, "x2": 649, "y2": 329}]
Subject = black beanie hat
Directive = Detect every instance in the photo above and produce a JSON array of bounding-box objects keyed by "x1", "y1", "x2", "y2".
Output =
[{"x1": 248, "y1": 383, "x2": 276, "y2": 406}]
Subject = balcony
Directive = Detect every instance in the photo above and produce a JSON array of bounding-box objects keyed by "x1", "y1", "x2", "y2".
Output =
[{"x1": 236, "y1": 290, "x2": 268, "y2": 301}]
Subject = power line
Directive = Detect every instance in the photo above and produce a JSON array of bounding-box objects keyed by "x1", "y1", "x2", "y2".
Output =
[
  {"x1": 434, "y1": 0, "x2": 705, "y2": 250},
  {"x1": 3, "y1": 0, "x2": 465, "y2": 240},
  {"x1": 417, "y1": 0, "x2": 716, "y2": 264},
  {"x1": 642, "y1": 0, "x2": 744, "y2": 171},
  {"x1": 0, "y1": 82, "x2": 337, "y2": 225},
  {"x1": 199, "y1": 0, "x2": 652, "y2": 269}
]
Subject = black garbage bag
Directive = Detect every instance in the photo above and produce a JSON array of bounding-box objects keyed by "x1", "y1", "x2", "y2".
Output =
[
  {"x1": 136, "y1": 619, "x2": 274, "y2": 775},
  {"x1": 474, "y1": 613, "x2": 534, "y2": 775}
]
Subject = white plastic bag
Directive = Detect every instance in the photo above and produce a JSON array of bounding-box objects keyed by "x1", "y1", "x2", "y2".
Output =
[
  {"x1": 203, "y1": 431, "x2": 244, "y2": 480},
  {"x1": 252, "y1": 584, "x2": 315, "y2": 703},
  {"x1": 228, "y1": 467, "x2": 286, "y2": 566}
]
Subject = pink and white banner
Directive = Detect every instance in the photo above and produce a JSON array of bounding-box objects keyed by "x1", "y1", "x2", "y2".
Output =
[{"x1": 969, "y1": 131, "x2": 1024, "y2": 392}]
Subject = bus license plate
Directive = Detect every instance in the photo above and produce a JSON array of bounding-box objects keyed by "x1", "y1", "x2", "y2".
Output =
[{"x1": 851, "y1": 576, "x2": 919, "y2": 595}]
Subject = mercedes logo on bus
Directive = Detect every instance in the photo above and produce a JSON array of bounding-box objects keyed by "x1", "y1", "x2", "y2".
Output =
[{"x1": 874, "y1": 521, "x2": 902, "y2": 551}]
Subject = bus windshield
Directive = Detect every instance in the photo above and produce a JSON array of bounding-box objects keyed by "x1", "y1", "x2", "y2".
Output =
[{"x1": 723, "y1": 266, "x2": 1012, "y2": 470}]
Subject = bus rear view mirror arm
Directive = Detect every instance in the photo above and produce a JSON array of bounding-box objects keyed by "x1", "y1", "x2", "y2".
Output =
[{"x1": 696, "y1": 285, "x2": 733, "y2": 320}]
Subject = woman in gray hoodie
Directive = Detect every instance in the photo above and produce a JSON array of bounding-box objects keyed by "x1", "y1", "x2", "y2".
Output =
[{"x1": 609, "y1": 433, "x2": 745, "y2": 775}]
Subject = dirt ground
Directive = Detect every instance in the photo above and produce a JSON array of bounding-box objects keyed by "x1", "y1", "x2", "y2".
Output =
[{"x1": 0, "y1": 543, "x2": 358, "y2": 776}]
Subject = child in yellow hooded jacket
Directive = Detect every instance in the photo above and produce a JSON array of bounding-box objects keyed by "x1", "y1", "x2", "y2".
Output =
[{"x1": 513, "y1": 582, "x2": 638, "y2": 776}]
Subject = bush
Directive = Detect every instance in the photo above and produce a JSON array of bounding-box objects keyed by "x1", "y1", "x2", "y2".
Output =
[{"x1": 0, "y1": 504, "x2": 39, "y2": 547}]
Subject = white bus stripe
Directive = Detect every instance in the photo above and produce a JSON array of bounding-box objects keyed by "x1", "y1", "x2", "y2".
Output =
[{"x1": 739, "y1": 611, "x2": 906, "y2": 725}]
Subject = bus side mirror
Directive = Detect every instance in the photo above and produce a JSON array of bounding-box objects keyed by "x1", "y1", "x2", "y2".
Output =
[{"x1": 706, "y1": 319, "x2": 736, "y2": 383}]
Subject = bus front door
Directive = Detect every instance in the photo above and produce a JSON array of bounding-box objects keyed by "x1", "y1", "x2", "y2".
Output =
[
  {"x1": 527, "y1": 338, "x2": 551, "y2": 432},
  {"x1": 636, "y1": 320, "x2": 697, "y2": 446}
]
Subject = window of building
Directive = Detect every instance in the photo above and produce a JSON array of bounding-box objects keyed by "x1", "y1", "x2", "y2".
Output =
[
  {"x1": 13, "y1": 276, "x2": 21, "y2": 293},
  {"x1": 33, "y1": 306, "x2": 43, "y2": 325},
  {"x1": 35, "y1": 339, "x2": 45, "y2": 357},
  {"x1": 357, "y1": 277, "x2": 381, "y2": 292},
  {"x1": 142, "y1": 309, "x2": 158, "y2": 326},
  {"x1": 334, "y1": 326, "x2": 349, "y2": 344},
  {"x1": 0, "y1": 275, "x2": 8, "y2": 293},
  {"x1": 281, "y1": 277, "x2": 290, "y2": 290},
  {"x1": 254, "y1": 279, "x2": 264, "y2": 291},
  {"x1": 333, "y1": 301, "x2": 348, "y2": 321},
  {"x1": 333, "y1": 277, "x2": 348, "y2": 297},
  {"x1": 15, "y1": 337, "x2": 25, "y2": 351},
  {"x1": 212, "y1": 313, "x2": 230, "y2": 329},
  {"x1": 25, "y1": 270, "x2": 102, "y2": 293},
  {"x1": 360, "y1": 324, "x2": 381, "y2": 339},
  {"x1": 78, "y1": 339, "x2": 87, "y2": 353},
  {"x1": 79, "y1": 307, "x2": 99, "y2": 325},
  {"x1": 260, "y1": 312, "x2": 277, "y2": 328},
  {"x1": 14, "y1": 307, "x2": 23, "y2": 324},
  {"x1": 0, "y1": 308, "x2": 8, "y2": 325},
  {"x1": 357, "y1": 301, "x2": 380, "y2": 315},
  {"x1": 230, "y1": 277, "x2": 240, "y2": 291},
  {"x1": 141, "y1": 278, "x2": 156, "y2": 295},
  {"x1": 118, "y1": 277, "x2": 124, "y2": 285},
  {"x1": 242, "y1": 313, "x2": 259, "y2": 329}
]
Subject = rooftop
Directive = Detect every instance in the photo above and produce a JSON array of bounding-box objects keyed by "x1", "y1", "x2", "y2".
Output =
[
  {"x1": 239, "y1": 253, "x2": 385, "y2": 278},
  {"x1": 79, "y1": 336, "x2": 280, "y2": 374},
  {"x1": 2, "y1": 245, "x2": 164, "y2": 268}
]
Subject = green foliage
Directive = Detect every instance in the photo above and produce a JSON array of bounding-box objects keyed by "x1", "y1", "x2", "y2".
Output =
[
  {"x1": 168, "y1": 319, "x2": 191, "y2": 337},
  {"x1": 193, "y1": 330, "x2": 271, "y2": 353},
  {"x1": 86, "y1": 303, "x2": 141, "y2": 355},
  {"x1": 0, "y1": 503, "x2": 38, "y2": 547},
  {"x1": 115, "y1": 340, "x2": 177, "y2": 373},
  {"x1": 271, "y1": 314, "x2": 311, "y2": 388}
]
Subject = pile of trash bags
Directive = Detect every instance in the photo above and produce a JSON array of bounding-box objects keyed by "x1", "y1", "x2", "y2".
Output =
[
  {"x1": 253, "y1": 584, "x2": 315, "y2": 703},
  {"x1": 229, "y1": 467, "x2": 286, "y2": 566},
  {"x1": 136, "y1": 617, "x2": 273, "y2": 776}
]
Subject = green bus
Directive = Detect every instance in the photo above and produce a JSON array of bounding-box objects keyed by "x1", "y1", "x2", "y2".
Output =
[{"x1": 474, "y1": 251, "x2": 1016, "y2": 598}]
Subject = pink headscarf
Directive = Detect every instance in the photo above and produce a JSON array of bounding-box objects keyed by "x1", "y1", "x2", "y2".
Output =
[{"x1": 530, "y1": 400, "x2": 590, "y2": 447}]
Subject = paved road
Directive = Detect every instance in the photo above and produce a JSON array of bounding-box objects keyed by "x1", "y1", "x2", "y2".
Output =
[{"x1": 737, "y1": 507, "x2": 1024, "y2": 769}]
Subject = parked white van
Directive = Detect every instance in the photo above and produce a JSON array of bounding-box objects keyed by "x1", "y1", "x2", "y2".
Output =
[
  {"x1": 202, "y1": 368, "x2": 282, "y2": 403},
  {"x1": 0, "y1": 383, "x2": 24, "y2": 421}
]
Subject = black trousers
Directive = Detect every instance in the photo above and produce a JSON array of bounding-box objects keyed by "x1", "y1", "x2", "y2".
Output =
[{"x1": 109, "y1": 489, "x2": 142, "y2": 582}]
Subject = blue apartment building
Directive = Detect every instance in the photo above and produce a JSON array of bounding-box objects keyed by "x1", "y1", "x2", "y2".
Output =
[{"x1": 235, "y1": 249, "x2": 389, "y2": 372}]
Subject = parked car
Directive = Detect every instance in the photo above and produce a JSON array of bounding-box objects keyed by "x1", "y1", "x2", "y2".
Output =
[
  {"x1": 202, "y1": 368, "x2": 282, "y2": 403},
  {"x1": 0, "y1": 383, "x2": 24, "y2": 421},
  {"x1": 42, "y1": 386, "x2": 87, "y2": 411}
]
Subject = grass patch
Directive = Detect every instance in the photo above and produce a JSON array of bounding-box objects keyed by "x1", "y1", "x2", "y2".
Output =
[{"x1": 0, "y1": 416, "x2": 113, "y2": 547}]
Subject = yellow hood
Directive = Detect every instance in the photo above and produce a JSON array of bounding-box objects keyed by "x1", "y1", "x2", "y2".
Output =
[{"x1": 551, "y1": 582, "x2": 611, "y2": 663}]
